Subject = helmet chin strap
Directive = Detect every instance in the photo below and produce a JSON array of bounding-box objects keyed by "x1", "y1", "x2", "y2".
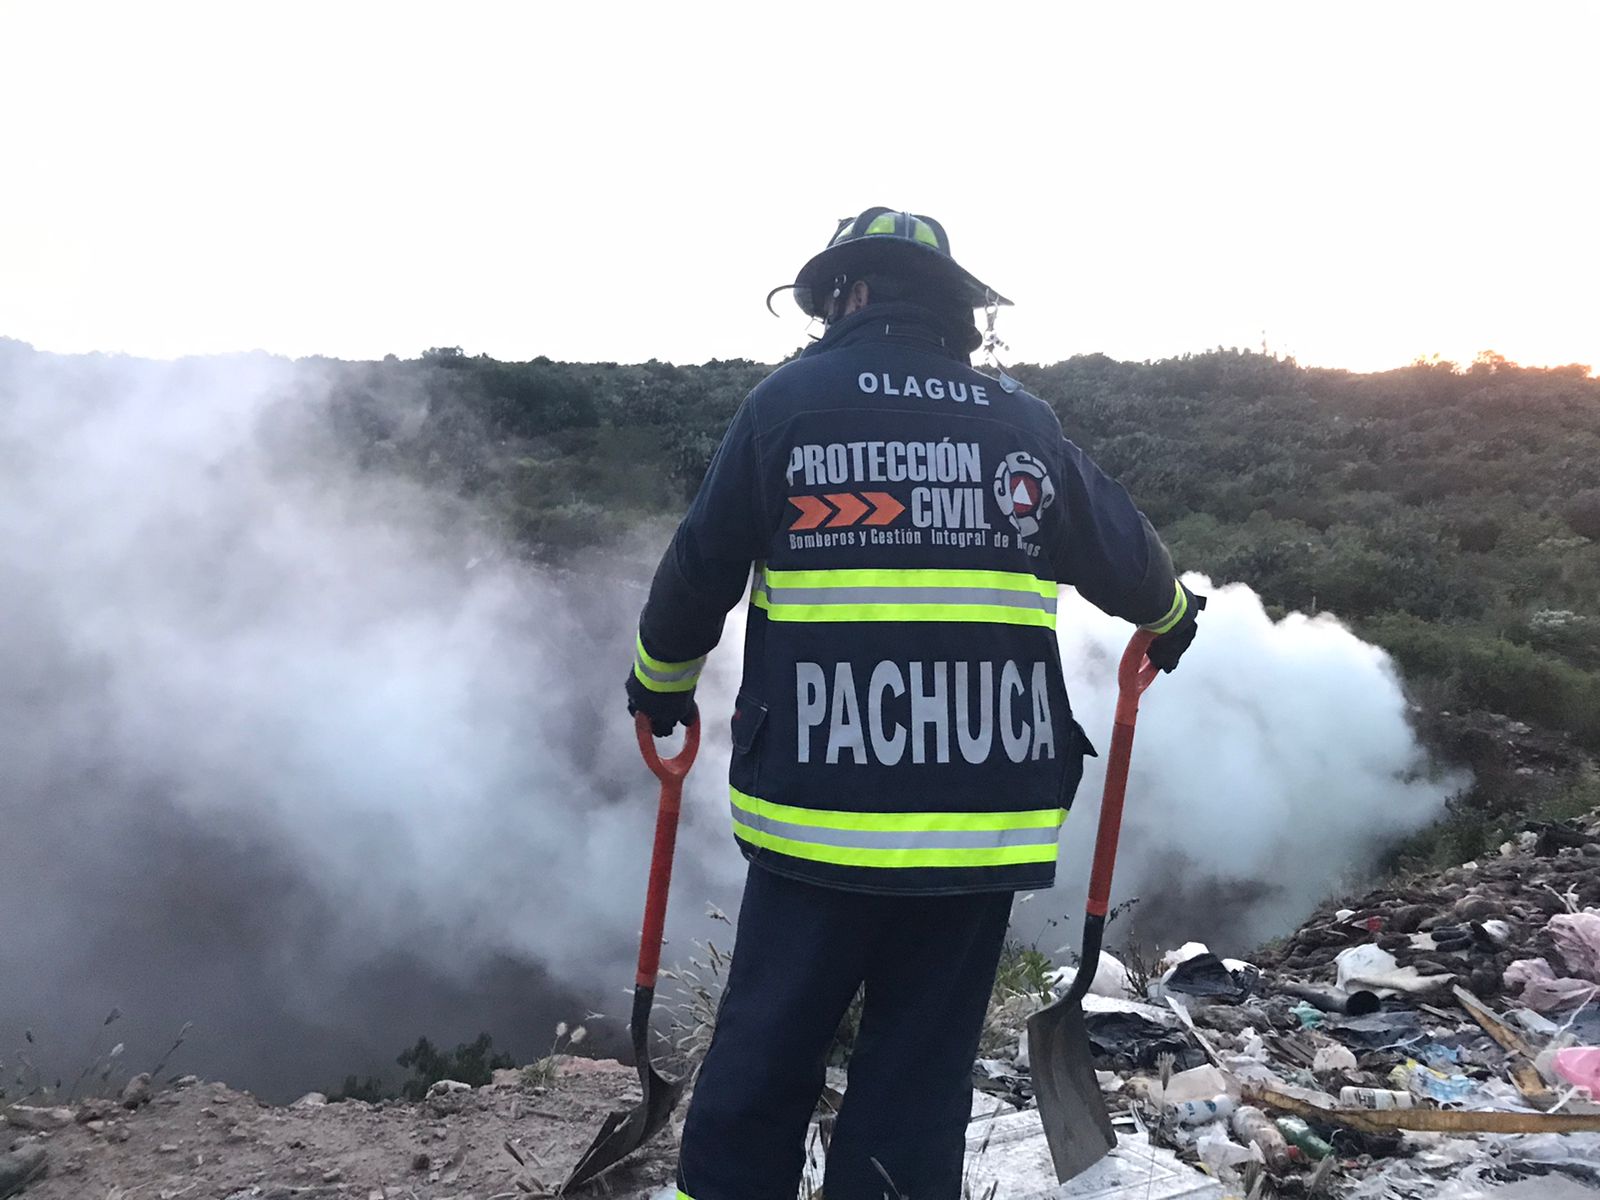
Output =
[{"x1": 981, "y1": 290, "x2": 1020, "y2": 394}]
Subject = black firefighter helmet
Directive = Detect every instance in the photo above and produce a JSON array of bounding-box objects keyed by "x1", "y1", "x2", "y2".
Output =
[{"x1": 789, "y1": 207, "x2": 1012, "y2": 319}]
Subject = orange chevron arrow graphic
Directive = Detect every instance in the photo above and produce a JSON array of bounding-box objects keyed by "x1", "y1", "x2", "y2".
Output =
[
  {"x1": 788, "y1": 495, "x2": 833, "y2": 530},
  {"x1": 826, "y1": 492, "x2": 869, "y2": 527},
  {"x1": 861, "y1": 492, "x2": 905, "y2": 525}
]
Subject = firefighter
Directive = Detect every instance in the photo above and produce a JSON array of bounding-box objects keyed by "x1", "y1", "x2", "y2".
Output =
[{"x1": 626, "y1": 208, "x2": 1203, "y2": 1200}]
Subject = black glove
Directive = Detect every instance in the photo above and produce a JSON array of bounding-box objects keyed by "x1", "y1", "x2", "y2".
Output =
[
  {"x1": 1146, "y1": 585, "x2": 1206, "y2": 673},
  {"x1": 625, "y1": 669, "x2": 699, "y2": 738}
]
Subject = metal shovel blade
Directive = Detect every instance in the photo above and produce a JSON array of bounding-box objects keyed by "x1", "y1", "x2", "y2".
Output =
[
  {"x1": 1027, "y1": 997, "x2": 1116, "y2": 1182},
  {"x1": 1026, "y1": 631, "x2": 1159, "y2": 1183},
  {"x1": 560, "y1": 1057, "x2": 686, "y2": 1193}
]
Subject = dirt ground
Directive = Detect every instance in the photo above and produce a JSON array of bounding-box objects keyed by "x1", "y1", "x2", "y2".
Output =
[{"x1": 5, "y1": 1060, "x2": 679, "y2": 1200}]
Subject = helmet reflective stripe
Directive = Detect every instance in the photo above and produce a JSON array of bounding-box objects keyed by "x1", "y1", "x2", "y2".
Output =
[
  {"x1": 791, "y1": 205, "x2": 1010, "y2": 318},
  {"x1": 858, "y1": 212, "x2": 942, "y2": 249}
]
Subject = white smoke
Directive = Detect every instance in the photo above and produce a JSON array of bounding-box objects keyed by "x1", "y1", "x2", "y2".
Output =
[
  {"x1": 0, "y1": 343, "x2": 744, "y2": 1097},
  {"x1": 1047, "y1": 580, "x2": 1464, "y2": 955},
  {"x1": 0, "y1": 342, "x2": 1456, "y2": 1097}
]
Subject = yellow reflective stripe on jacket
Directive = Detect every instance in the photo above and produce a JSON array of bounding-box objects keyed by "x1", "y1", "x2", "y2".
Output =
[
  {"x1": 1141, "y1": 581, "x2": 1188, "y2": 635},
  {"x1": 730, "y1": 787, "x2": 1064, "y2": 869},
  {"x1": 750, "y1": 566, "x2": 1058, "y2": 629},
  {"x1": 632, "y1": 633, "x2": 705, "y2": 694}
]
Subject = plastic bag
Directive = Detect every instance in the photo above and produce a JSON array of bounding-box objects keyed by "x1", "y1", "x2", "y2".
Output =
[
  {"x1": 1504, "y1": 957, "x2": 1600, "y2": 1013},
  {"x1": 1335, "y1": 943, "x2": 1454, "y2": 994},
  {"x1": 1549, "y1": 911, "x2": 1600, "y2": 982},
  {"x1": 1389, "y1": 1058, "x2": 1480, "y2": 1104},
  {"x1": 1553, "y1": 1046, "x2": 1600, "y2": 1095},
  {"x1": 1047, "y1": 950, "x2": 1136, "y2": 999},
  {"x1": 1312, "y1": 1043, "x2": 1359, "y2": 1074}
]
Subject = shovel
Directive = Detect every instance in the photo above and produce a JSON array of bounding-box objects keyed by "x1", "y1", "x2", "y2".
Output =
[
  {"x1": 1027, "y1": 629, "x2": 1159, "y2": 1183},
  {"x1": 561, "y1": 712, "x2": 700, "y2": 1194}
]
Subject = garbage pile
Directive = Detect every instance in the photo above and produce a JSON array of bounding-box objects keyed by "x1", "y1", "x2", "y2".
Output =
[
  {"x1": 984, "y1": 812, "x2": 1600, "y2": 1196},
  {"x1": 1260, "y1": 817, "x2": 1600, "y2": 1005}
]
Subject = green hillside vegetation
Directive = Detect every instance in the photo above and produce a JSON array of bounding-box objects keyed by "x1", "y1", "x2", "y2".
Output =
[
  {"x1": 174, "y1": 341, "x2": 1597, "y2": 865},
  {"x1": 1012, "y1": 351, "x2": 1600, "y2": 756},
  {"x1": 325, "y1": 346, "x2": 1600, "y2": 757}
]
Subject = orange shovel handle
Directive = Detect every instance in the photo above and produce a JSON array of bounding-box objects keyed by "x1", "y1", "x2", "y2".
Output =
[
  {"x1": 1087, "y1": 631, "x2": 1158, "y2": 920},
  {"x1": 633, "y1": 713, "x2": 700, "y2": 988}
]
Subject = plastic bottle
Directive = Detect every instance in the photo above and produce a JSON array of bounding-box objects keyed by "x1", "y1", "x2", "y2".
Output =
[
  {"x1": 1165, "y1": 1095, "x2": 1237, "y2": 1126},
  {"x1": 1229, "y1": 1105, "x2": 1291, "y2": 1170},
  {"x1": 1275, "y1": 1116, "x2": 1334, "y2": 1161},
  {"x1": 1339, "y1": 1086, "x2": 1414, "y2": 1110}
]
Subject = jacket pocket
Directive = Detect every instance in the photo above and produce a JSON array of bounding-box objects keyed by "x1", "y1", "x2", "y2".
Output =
[
  {"x1": 731, "y1": 692, "x2": 768, "y2": 755},
  {"x1": 1059, "y1": 716, "x2": 1097, "y2": 807},
  {"x1": 730, "y1": 692, "x2": 769, "y2": 797},
  {"x1": 1072, "y1": 718, "x2": 1099, "y2": 760}
]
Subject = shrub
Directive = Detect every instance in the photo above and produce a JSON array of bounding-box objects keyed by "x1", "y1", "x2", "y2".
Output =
[
  {"x1": 1563, "y1": 489, "x2": 1600, "y2": 541},
  {"x1": 395, "y1": 1033, "x2": 514, "y2": 1100}
]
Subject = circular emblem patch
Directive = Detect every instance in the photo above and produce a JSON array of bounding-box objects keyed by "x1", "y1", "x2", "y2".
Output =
[{"x1": 993, "y1": 451, "x2": 1056, "y2": 540}]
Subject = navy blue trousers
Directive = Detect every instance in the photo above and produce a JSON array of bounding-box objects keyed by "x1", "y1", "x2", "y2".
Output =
[{"x1": 676, "y1": 864, "x2": 1013, "y2": 1200}]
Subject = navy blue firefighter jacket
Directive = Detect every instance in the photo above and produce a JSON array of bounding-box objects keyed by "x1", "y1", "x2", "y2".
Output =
[{"x1": 632, "y1": 302, "x2": 1183, "y2": 895}]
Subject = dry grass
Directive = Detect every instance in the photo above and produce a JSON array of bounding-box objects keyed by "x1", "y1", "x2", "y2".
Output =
[
  {"x1": 658, "y1": 904, "x2": 734, "y2": 1069},
  {"x1": 3, "y1": 1011, "x2": 192, "y2": 1118},
  {"x1": 520, "y1": 1021, "x2": 589, "y2": 1089}
]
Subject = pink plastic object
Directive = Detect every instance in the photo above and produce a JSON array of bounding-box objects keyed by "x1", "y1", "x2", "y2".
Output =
[{"x1": 1553, "y1": 1047, "x2": 1600, "y2": 1094}]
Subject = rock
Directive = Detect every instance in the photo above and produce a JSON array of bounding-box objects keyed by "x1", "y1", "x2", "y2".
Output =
[
  {"x1": 1298, "y1": 926, "x2": 1353, "y2": 948},
  {"x1": 2, "y1": 1105, "x2": 73, "y2": 1132},
  {"x1": 75, "y1": 1098, "x2": 117, "y2": 1124},
  {"x1": 423, "y1": 1079, "x2": 472, "y2": 1099},
  {"x1": 120, "y1": 1072, "x2": 153, "y2": 1109},
  {"x1": 0, "y1": 1142, "x2": 48, "y2": 1198},
  {"x1": 156, "y1": 1143, "x2": 180, "y2": 1153},
  {"x1": 290, "y1": 1092, "x2": 328, "y2": 1109},
  {"x1": 321, "y1": 1167, "x2": 344, "y2": 1183},
  {"x1": 1468, "y1": 964, "x2": 1503, "y2": 995},
  {"x1": 560, "y1": 1056, "x2": 632, "y2": 1078},
  {"x1": 411, "y1": 1152, "x2": 431, "y2": 1171},
  {"x1": 173, "y1": 1075, "x2": 201, "y2": 1089},
  {"x1": 1384, "y1": 905, "x2": 1429, "y2": 934},
  {"x1": 1453, "y1": 895, "x2": 1498, "y2": 922}
]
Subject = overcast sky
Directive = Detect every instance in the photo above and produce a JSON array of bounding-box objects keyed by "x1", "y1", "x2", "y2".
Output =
[{"x1": 2, "y1": 2, "x2": 1595, "y2": 372}]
